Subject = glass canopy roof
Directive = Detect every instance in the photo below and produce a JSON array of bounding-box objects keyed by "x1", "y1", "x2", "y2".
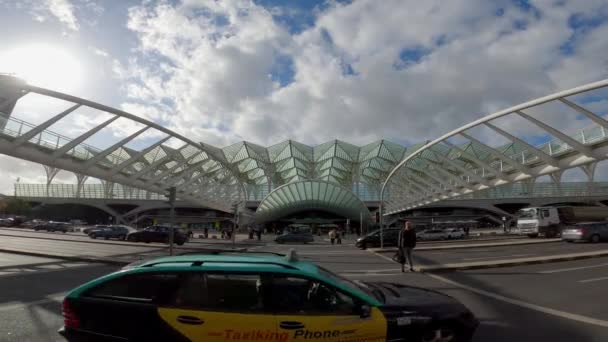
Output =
[
  {"x1": 221, "y1": 139, "x2": 412, "y2": 200},
  {"x1": 255, "y1": 180, "x2": 372, "y2": 223}
]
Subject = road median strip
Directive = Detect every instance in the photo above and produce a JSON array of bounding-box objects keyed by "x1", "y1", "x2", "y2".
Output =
[{"x1": 369, "y1": 238, "x2": 561, "y2": 252}]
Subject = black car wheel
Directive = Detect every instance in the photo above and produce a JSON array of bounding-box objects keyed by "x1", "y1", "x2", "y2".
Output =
[
  {"x1": 90, "y1": 233, "x2": 96, "y2": 239},
  {"x1": 360, "y1": 242, "x2": 367, "y2": 249},
  {"x1": 104, "y1": 236, "x2": 109, "y2": 240},
  {"x1": 590, "y1": 234, "x2": 600, "y2": 243},
  {"x1": 127, "y1": 235, "x2": 137, "y2": 242},
  {"x1": 118, "y1": 235, "x2": 126, "y2": 240}
]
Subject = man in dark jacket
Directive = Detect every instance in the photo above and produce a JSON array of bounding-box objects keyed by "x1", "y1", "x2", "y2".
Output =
[{"x1": 398, "y1": 221, "x2": 416, "y2": 272}]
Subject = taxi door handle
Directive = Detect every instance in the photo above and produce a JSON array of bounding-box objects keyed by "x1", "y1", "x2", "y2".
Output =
[
  {"x1": 280, "y1": 321, "x2": 305, "y2": 330},
  {"x1": 177, "y1": 316, "x2": 204, "y2": 325}
]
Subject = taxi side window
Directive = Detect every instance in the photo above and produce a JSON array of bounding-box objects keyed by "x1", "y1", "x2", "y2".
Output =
[
  {"x1": 86, "y1": 273, "x2": 180, "y2": 303},
  {"x1": 269, "y1": 276, "x2": 357, "y2": 316},
  {"x1": 169, "y1": 273, "x2": 268, "y2": 313}
]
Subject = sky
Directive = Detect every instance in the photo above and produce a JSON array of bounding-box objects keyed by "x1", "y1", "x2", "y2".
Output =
[{"x1": 0, "y1": 0, "x2": 608, "y2": 192}]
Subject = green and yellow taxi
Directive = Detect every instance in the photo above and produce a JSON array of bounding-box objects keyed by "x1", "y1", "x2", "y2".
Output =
[{"x1": 59, "y1": 250, "x2": 478, "y2": 342}]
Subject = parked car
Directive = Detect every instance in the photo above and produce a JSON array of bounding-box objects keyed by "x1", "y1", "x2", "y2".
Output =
[
  {"x1": 59, "y1": 251, "x2": 479, "y2": 342},
  {"x1": 417, "y1": 229, "x2": 448, "y2": 241},
  {"x1": 33, "y1": 221, "x2": 73, "y2": 233},
  {"x1": 21, "y1": 219, "x2": 45, "y2": 229},
  {"x1": 562, "y1": 222, "x2": 608, "y2": 243},
  {"x1": 275, "y1": 230, "x2": 314, "y2": 244},
  {"x1": 89, "y1": 225, "x2": 135, "y2": 240},
  {"x1": 355, "y1": 228, "x2": 400, "y2": 249},
  {"x1": 83, "y1": 225, "x2": 109, "y2": 234},
  {"x1": 445, "y1": 228, "x2": 465, "y2": 239},
  {"x1": 127, "y1": 225, "x2": 187, "y2": 245}
]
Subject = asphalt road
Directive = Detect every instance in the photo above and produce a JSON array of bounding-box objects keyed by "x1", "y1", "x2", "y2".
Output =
[
  {"x1": 378, "y1": 240, "x2": 608, "y2": 265},
  {"x1": 1, "y1": 237, "x2": 608, "y2": 341},
  {"x1": 0, "y1": 252, "x2": 119, "y2": 342}
]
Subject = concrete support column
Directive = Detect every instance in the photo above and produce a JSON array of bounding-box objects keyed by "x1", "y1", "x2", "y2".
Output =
[
  {"x1": 43, "y1": 166, "x2": 60, "y2": 197},
  {"x1": 550, "y1": 171, "x2": 563, "y2": 196},
  {"x1": 582, "y1": 163, "x2": 597, "y2": 195},
  {"x1": 100, "y1": 180, "x2": 114, "y2": 199},
  {"x1": 74, "y1": 173, "x2": 89, "y2": 198}
]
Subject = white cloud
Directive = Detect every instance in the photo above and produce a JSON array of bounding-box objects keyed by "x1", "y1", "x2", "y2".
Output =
[
  {"x1": 46, "y1": 0, "x2": 79, "y2": 31},
  {"x1": 89, "y1": 46, "x2": 109, "y2": 58},
  {"x1": 117, "y1": 0, "x2": 608, "y2": 149}
]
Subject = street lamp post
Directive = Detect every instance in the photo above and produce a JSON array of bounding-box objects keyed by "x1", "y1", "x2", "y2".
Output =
[{"x1": 379, "y1": 185, "x2": 386, "y2": 249}]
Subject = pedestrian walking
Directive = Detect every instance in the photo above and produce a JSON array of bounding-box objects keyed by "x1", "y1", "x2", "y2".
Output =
[
  {"x1": 256, "y1": 226, "x2": 262, "y2": 241},
  {"x1": 398, "y1": 221, "x2": 416, "y2": 272},
  {"x1": 329, "y1": 229, "x2": 336, "y2": 245},
  {"x1": 336, "y1": 229, "x2": 342, "y2": 244}
]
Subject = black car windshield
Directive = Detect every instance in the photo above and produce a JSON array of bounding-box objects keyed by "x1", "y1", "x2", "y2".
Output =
[{"x1": 317, "y1": 266, "x2": 383, "y2": 302}]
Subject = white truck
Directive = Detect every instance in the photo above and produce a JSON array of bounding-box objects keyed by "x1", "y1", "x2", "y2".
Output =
[{"x1": 516, "y1": 206, "x2": 608, "y2": 238}]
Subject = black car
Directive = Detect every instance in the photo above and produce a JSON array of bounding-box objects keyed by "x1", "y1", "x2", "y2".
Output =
[
  {"x1": 33, "y1": 221, "x2": 72, "y2": 233},
  {"x1": 275, "y1": 230, "x2": 315, "y2": 244},
  {"x1": 127, "y1": 225, "x2": 187, "y2": 245},
  {"x1": 356, "y1": 228, "x2": 400, "y2": 249},
  {"x1": 89, "y1": 226, "x2": 134, "y2": 240}
]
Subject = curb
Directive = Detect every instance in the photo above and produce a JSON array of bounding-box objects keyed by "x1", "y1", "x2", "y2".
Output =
[
  {"x1": 0, "y1": 248, "x2": 130, "y2": 266},
  {"x1": 417, "y1": 250, "x2": 608, "y2": 272},
  {"x1": 0, "y1": 233, "x2": 168, "y2": 248},
  {"x1": 0, "y1": 231, "x2": 266, "y2": 249},
  {"x1": 416, "y1": 236, "x2": 525, "y2": 245},
  {"x1": 369, "y1": 238, "x2": 561, "y2": 253}
]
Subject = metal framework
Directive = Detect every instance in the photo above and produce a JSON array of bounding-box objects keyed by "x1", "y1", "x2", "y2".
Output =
[
  {"x1": 381, "y1": 79, "x2": 608, "y2": 218},
  {"x1": 0, "y1": 75, "x2": 244, "y2": 212},
  {"x1": 3, "y1": 74, "x2": 608, "y2": 223}
]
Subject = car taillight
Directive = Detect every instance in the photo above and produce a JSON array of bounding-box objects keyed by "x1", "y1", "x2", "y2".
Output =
[
  {"x1": 579, "y1": 228, "x2": 587, "y2": 234},
  {"x1": 62, "y1": 299, "x2": 80, "y2": 329}
]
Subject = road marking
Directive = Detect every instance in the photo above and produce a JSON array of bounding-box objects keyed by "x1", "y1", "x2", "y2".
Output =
[
  {"x1": 540, "y1": 262, "x2": 608, "y2": 274},
  {"x1": 346, "y1": 268, "x2": 402, "y2": 273},
  {"x1": 340, "y1": 273, "x2": 403, "y2": 278},
  {"x1": 369, "y1": 250, "x2": 397, "y2": 263},
  {"x1": 427, "y1": 273, "x2": 608, "y2": 328},
  {"x1": 462, "y1": 254, "x2": 533, "y2": 261},
  {"x1": 578, "y1": 276, "x2": 608, "y2": 283}
]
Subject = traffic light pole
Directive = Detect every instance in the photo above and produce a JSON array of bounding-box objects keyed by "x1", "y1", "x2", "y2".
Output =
[
  {"x1": 165, "y1": 186, "x2": 177, "y2": 256},
  {"x1": 169, "y1": 201, "x2": 175, "y2": 256}
]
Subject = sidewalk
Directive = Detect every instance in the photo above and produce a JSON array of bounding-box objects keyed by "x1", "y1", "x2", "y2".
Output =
[
  {"x1": 370, "y1": 238, "x2": 561, "y2": 252},
  {"x1": 415, "y1": 250, "x2": 608, "y2": 272}
]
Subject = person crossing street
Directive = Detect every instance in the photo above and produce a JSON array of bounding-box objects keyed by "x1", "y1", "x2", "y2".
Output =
[{"x1": 398, "y1": 221, "x2": 416, "y2": 272}]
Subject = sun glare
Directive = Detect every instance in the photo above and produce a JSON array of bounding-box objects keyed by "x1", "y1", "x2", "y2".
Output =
[{"x1": 0, "y1": 44, "x2": 82, "y2": 91}]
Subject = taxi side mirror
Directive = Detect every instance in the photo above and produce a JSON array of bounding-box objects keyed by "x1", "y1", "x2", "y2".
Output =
[{"x1": 359, "y1": 304, "x2": 371, "y2": 318}]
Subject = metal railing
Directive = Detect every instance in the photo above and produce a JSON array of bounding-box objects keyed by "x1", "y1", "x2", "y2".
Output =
[
  {"x1": 456, "y1": 181, "x2": 608, "y2": 200},
  {"x1": 15, "y1": 183, "x2": 165, "y2": 200},
  {"x1": 15, "y1": 181, "x2": 608, "y2": 203}
]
